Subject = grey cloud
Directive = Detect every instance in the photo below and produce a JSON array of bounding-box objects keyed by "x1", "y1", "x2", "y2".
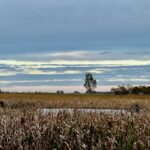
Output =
[
  {"x1": 0, "y1": 0, "x2": 150, "y2": 53},
  {"x1": 3, "y1": 50, "x2": 149, "y2": 61},
  {"x1": 125, "y1": 51, "x2": 150, "y2": 55},
  {"x1": 99, "y1": 51, "x2": 111, "y2": 55}
]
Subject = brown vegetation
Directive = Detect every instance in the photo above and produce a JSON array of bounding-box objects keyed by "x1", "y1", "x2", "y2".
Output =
[
  {"x1": 0, "y1": 109, "x2": 150, "y2": 149},
  {"x1": 0, "y1": 93, "x2": 150, "y2": 149},
  {"x1": 0, "y1": 93, "x2": 150, "y2": 112}
]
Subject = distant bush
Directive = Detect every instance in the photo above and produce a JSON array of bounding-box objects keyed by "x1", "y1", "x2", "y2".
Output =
[
  {"x1": 57, "y1": 91, "x2": 64, "y2": 94},
  {"x1": 111, "y1": 85, "x2": 150, "y2": 95}
]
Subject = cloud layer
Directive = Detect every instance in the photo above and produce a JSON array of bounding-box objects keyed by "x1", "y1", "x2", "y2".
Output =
[
  {"x1": 0, "y1": 50, "x2": 149, "y2": 92},
  {"x1": 0, "y1": 0, "x2": 150, "y2": 52}
]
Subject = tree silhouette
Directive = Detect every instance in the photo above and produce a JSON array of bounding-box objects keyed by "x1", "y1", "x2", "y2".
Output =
[{"x1": 84, "y1": 73, "x2": 97, "y2": 93}]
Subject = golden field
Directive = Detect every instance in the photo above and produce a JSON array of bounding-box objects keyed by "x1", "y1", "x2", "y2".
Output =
[
  {"x1": 0, "y1": 93, "x2": 150, "y2": 111},
  {"x1": 0, "y1": 93, "x2": 150, "y2": 150}
]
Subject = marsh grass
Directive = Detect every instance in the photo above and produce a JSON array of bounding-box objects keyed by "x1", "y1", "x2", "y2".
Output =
[
  {"x1": 0, "y1": 109, "x2": 150, "y2": 150},
  {"x1": 0, "y1": 93, "x2": 150, "y2": 149},
  {"x1": 0, "y1": 93, "x2": 150, "y2": 111}
]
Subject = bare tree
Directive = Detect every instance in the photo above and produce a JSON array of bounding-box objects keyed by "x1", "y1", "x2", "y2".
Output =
[{"x1": 84, "y1": 73, "x2": 97, "y2": 93}]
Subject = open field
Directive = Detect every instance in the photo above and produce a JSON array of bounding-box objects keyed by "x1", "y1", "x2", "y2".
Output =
[
  {"x1": 0, "y1": 93, "x2": 150, "y2": 111},
  {"x1": 0, "y1": 93, "x2": 150, "y2": 149}
]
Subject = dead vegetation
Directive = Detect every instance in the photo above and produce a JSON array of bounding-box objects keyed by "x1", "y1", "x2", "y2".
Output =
[
  {"x1": 0, "y1": 109, "x2": 150, "y2": 150},
  {"x1": 0, "y1": 93, "x2": 150, "y2": 149},
  {"x1": 0, "y1": 93, "x2": 150, "y2": 112}
]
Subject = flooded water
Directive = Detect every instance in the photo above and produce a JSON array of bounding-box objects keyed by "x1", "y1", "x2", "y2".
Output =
[{"x1": 38, "y1": 108, "x2": 129, "y2": 115}]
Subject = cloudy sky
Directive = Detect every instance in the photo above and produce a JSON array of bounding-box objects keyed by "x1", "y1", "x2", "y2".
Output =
[{"x1": 0, "y1": 0, "x2": 150, "y2": 92}]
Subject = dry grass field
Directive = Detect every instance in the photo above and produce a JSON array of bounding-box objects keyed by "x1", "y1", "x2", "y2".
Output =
[
  {"x1": 0, "y1": 93, "x2": 150, "y2": 111},
  {"x1": 0, "y1": 93, "x2": 150, "y2": 149}
]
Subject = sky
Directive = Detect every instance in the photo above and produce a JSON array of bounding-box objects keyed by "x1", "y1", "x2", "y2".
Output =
[{"x1": 0, "y1": 0, "x2": 150, "y2": 92}]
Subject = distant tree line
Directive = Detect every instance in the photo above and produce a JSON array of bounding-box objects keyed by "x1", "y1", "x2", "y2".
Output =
[
  {"x1": 111, "y1": 85, "x2": 150, "y2": 95},
  {"x1": 0, "y1": 89, "x2": 53, "y2": 94}
]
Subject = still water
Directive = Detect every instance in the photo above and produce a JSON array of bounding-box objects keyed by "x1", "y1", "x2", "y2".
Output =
[{"x1": 38, "y1": 108, "x2": 128, "y2": 115}]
